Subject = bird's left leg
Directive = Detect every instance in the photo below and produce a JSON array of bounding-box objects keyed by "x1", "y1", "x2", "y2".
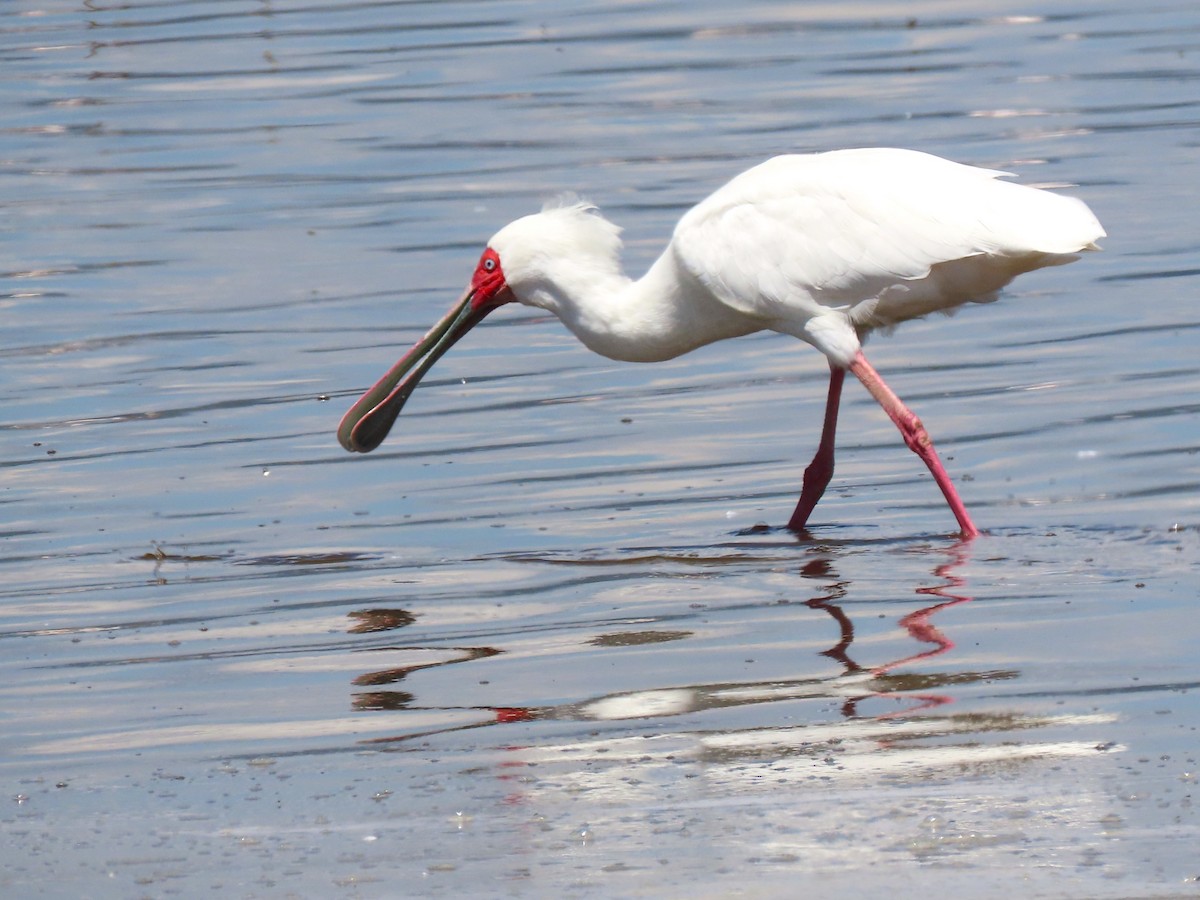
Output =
[
  {"x1": 786, "y1": 362, "x2": 845, "y2": 531},
  {"x1": 848, "y1": 351, "x2": 981, "y2": 538}
]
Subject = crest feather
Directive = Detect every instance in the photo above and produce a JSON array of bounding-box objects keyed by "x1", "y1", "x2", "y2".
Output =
[
  {"x1": 542, "y1": 192, "x2": 595, "y2": 213},
  {"x1": 515, "y1": 197, "x2": 623, "y2": 260},
  {"x1": 487, "y1": 198, "x2": 626, "y2": 296}
]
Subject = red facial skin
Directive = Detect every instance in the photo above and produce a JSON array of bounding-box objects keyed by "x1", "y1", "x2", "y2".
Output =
[{"x1": 470, "y1": 247, "x2": 513, "y2": 311}]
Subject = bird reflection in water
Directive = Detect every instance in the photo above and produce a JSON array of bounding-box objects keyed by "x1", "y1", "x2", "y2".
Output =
[
  {"x1": 802, "y1": 542, "x2": 979, "y2": 719},
  {"x1": 351, "y1": 539, "x2": 1033, "y2": 747}
]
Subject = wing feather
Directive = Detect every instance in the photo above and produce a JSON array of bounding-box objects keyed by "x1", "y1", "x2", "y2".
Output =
[{"x1": 671, "y1": 149, "x2": 1104, "y2": 331}]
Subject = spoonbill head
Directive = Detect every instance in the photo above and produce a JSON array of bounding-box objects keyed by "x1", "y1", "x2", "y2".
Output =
[{"x1": 338, "y1": 148, "x2": 1104, "y2": 537}]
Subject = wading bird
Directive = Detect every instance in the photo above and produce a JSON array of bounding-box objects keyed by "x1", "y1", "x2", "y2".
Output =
[{"x1": 338, "y1": 148, "x2": 1104, "y2": 537}]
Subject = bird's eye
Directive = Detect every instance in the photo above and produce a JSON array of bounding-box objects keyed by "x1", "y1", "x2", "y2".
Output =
[{"x1": 483, "y1": 258, "x2": 496, "y2": 272}]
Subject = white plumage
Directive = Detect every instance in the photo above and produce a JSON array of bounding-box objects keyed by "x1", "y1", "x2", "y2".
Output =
[
  {"x1": 492, "y1": 149, "x2": 1102, "y2": 365},
  {"x1": 340, "y1": 148, "x2": 1105, "y2": 537}
]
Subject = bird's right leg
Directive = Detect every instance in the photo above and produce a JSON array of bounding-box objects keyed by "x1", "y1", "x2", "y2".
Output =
[
  {"x1": 786, "y1": 362, "x2": 845, "y2": 531},
  {"x1": 848, "y1": 351, "x2": 980, "y2": 538}
]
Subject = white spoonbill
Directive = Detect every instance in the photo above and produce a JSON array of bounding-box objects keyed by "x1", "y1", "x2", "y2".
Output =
[{"x1": 338, "y1": 148, "x2": 1104, "y2": 537}]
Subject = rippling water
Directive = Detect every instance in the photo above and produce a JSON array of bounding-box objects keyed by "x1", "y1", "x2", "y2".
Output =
[{"x1": 3, "y1": 1, "x2": 1199, "y2": 896}]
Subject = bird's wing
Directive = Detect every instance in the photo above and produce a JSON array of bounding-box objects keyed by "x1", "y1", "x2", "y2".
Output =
[{"x1": 671, "y1": 149, "x2": 1102, "y2": 325}]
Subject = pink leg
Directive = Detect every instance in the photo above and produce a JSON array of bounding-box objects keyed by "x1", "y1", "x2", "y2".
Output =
[
  {"x1": 848, "y1": 351, "x2": 980, "y2": 538},
  {"x1": 787, "y1": 364, "x2": 845, "y2": 531}
]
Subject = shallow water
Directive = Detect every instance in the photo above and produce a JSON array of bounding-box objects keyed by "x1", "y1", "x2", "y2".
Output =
[{"x1": 2, "y1": 1, "x2": 1199, "y2": 897}]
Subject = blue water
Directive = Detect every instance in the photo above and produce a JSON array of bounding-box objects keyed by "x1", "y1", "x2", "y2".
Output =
[{"x1": 2, "y1": 1, "x2": 1198, "y2": 896}]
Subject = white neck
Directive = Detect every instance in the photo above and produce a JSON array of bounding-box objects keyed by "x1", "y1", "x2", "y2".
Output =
[{"x1": 518, "y1": 247, "x2": 758, "y2": 363}]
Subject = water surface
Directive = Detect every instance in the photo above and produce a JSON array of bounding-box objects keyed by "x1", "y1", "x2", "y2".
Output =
[{"x1": 2, "y1": 1, "x2": 1199, "y2": 896}]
